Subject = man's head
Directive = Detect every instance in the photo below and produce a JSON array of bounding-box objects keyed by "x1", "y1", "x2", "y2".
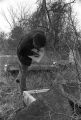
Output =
[{"x1": 33, "y1": 31, "x2": 46, "y2": 49}]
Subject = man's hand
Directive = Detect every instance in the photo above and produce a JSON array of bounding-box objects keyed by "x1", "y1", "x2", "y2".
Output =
[
  {"x1": 28, "y1": 48, "x2": 44, "y2": 63},
  {"x1": 31, "y1": 49, "x2": 40, "y2": 57}
]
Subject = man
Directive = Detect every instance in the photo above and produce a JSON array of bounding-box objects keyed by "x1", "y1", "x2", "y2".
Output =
[{"x1": 16, "y1": 29, "x2": 46, "y2": 96}]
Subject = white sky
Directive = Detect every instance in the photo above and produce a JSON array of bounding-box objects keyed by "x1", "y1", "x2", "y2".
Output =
[
  {"x1": 0, "y1": 0, "x2": 37, "y2": 33},
  {"x1": 0, "y1": 0, "x2": 81, "y2": 33}
]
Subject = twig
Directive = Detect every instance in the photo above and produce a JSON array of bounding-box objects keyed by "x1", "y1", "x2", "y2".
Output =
[{"x1": 66, "y1": 0, "x2": 76, "y2": 5}]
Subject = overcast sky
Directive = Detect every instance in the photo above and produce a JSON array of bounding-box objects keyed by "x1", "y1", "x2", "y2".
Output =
[
  {"x1": 0, "y1": 0, "x2": 37, "y2": 33},
  {"x1": 0, "y1": 0, "x2": 81, "y2": 33}
]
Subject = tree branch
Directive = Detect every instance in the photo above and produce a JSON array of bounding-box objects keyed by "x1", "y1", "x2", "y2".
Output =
[
  {"x1": 66, "y1": 0, "x2": 76, "y2": 5},
  {"x1": 1, "y1": 10, "x2": 12, "y2": 29}
]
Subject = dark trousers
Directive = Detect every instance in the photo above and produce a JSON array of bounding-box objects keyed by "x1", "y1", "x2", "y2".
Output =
[{"x1": 17, "y1": 64, "x2": 28, "y2": 93}]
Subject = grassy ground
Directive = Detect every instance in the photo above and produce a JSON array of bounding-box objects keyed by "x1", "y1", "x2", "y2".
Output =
[{"x1": 0, "y1": 55, "x2": 81, "y2": 120}]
